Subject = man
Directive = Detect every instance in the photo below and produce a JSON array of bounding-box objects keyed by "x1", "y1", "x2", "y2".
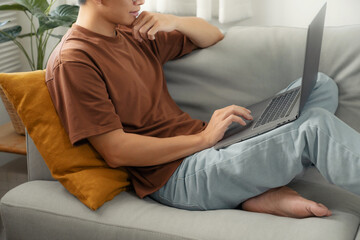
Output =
[{"x1": 46, "y1": 0, "x2": 360, "y2": 218}]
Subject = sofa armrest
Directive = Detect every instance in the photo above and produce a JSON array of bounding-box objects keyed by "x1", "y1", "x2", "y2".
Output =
[{"x1": 26, "y1": 131, "x2": 54, "y2": 181}]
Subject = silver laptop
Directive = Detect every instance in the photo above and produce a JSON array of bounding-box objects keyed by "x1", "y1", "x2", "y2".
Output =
[{"x1": 215, "y1": 3, "x2": 327, "y2": 150}]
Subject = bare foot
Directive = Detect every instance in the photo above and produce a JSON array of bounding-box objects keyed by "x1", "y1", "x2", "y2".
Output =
[{"x1": 241, "y1": 186, "x2": 332, "y2": 218}]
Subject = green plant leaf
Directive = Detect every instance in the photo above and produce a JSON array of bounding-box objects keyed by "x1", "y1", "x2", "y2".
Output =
[
  {"x1": 37, "y1": 4, "x2": 78, "y2": 35},
  {"x1": 18, "y1": 32, "x2": 36, "y2": 38},
  {"x1": 51, "y1": 4, "x2": 79, "y2": 18},
  {"x1": 0, "y1": 25, "x2": 22, "y2": 43},
  {"x1": 0, "y1": 3, "x2": 29, "y2": 12},
  {"x1": 13, "y1": 0, "x2": 49, "y2": 18},
  {"x1": 49, "y1": 33, "x2": 64, "y2": 39},
  {"x1": 0, "y1": 21, "x2": 10, "y2": 27}
]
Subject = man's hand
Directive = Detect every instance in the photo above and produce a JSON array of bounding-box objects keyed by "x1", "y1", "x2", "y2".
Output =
[
  {"x1": 199, "y1": 105, "x2": 253, "y2": 147},
  {"x1": 132, "y1": 11, "x2": 178, "y2": 42}
]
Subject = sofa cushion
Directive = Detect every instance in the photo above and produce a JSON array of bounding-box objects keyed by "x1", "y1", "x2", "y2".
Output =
[
  {"x1": 165, "y1": 25, "x2": 360, "y2": 133},
  {"x1": 1, "y1": 179, "x2": 360, "y2": 240},
  {"x1": 0, "y1": 71, "x2": 130, "y2": 210}
]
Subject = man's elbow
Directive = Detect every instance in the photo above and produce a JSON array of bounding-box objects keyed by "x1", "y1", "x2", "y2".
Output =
[
  {"x1": 88, "y1": 129, "x2": 130, "y2": 168},
  {"x1": 103, "y1": 154, "x2": 126, "y2": 168},
  {"x1": 211, "y1": 27, "x2": 224, "y2": 46},
  {"x1": 200, "y1": 31, "x2": 224, "y2": 48},
  {"x1": 105, "y1": 158, "x2": 121, "y2": 168},
  {"x1": 218, "y1": 32, "x2": 225, "y2": 42}
]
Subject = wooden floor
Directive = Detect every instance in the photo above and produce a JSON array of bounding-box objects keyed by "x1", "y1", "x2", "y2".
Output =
[{"x1": 0, "y1": 122, "x2": 26, "y2": 155}]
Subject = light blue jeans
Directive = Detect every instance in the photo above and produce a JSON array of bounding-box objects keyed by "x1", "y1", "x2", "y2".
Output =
[{"x1": 150, "y1": 73, "x2": 360, "y2": 210}]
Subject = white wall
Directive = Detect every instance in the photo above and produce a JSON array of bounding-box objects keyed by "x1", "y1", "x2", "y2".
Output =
[{"x1": 240, "y1": 0, "x2": 360, "y2": 27}]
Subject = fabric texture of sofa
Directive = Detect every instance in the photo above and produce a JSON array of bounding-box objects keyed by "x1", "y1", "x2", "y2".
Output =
[{"x1": 1, "y1": 25, "x2": 360, "y2": 240}]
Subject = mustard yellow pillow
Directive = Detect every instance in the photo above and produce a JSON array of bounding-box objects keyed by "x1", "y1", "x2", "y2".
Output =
[{"x1": 0, "y1": 70, "x2": 130, "y2": 210}]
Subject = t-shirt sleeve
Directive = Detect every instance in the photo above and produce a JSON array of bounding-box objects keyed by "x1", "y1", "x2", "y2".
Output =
[
  {"x1": 150, "y1": 30, "x2": 198, "y2": 64},
  {"x1": 46, "y1": 62, "x2": 123, "y2": 145}
]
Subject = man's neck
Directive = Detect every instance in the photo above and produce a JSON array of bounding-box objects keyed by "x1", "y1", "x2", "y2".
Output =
[{"x1": 75, "y1": 7, "x2": 116, "y2": 37}]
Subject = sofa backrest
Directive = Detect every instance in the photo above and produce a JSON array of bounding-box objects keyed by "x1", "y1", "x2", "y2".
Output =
[
  {"x1": 165, "y1": 26, "x2": 306, "y2": 122},
  {"x1": 27, "y1": 25, "x2": 360, "y2": 181},
  {"x1": 165, "y1": 25, "x2": 360, "y2": 131},
  {"x1": 27, "y1": 132, "x2": 54, "y2": 181}
]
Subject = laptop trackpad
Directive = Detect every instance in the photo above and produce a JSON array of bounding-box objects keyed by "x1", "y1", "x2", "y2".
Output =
[{"x1": 223, "y1": 120, "x2": 254, "y2": 139}]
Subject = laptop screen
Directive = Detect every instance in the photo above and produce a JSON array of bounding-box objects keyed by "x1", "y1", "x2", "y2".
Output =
[{"x1": 299, "y1": 3, "x2": 327, "y2": 113}]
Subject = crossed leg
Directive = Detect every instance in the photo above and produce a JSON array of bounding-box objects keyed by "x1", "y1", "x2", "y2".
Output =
[{"x1": 151, "y1": 74, "x2": 360, "y2": 218}]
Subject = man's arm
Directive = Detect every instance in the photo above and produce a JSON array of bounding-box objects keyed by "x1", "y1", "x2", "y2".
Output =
[
  {"x1": 88, "y1": 128, "x2": 206, "y2": 168},
  {"x1": 132, "y1": 12, "x2": 224, "y2": 48},
  {"x1": 88, "y1": 105, "x2": 253, "y2": 168}
]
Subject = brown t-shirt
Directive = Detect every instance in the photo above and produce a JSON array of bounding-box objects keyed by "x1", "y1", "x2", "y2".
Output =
[{"x1": 46, "y1": 24, "x2": 207, "y2": 198}]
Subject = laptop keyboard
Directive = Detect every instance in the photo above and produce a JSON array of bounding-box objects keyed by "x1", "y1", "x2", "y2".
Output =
[{"x1": 254, "y1": 88, "x2": 300, "y2": 128}]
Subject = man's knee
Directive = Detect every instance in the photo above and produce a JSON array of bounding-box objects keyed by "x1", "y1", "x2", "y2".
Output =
[
  {"x1": 317, "y1": 73, "x2": 339, "y2": 99},
  {"x1": 302, "y1": 107, "x2": 336, "y2": 130},
  {"x1": 314, "y1": 73, "x2": 339, "y2": 112}
]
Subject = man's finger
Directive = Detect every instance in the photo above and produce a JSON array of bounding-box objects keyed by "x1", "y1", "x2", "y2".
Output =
[
  {"x1": 222, "y1": 105, "x2": 253, "y2": 121},
  {"x1": 139, "y1": 20, "x2": 155, "y2": 40},
  {"x1": 132, "y1": 13, "x2": 152, "y2": 41},
  {"x1": 147, "y1": 23, "x2": 160, "y2": 40},
  {"x1": 224, "y1": 114, "x2": 247, "y2": 127}
]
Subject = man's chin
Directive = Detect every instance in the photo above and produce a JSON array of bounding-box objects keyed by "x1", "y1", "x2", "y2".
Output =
[{"x1": 125, "y1": 19, "x2": 137, "y2": 28}]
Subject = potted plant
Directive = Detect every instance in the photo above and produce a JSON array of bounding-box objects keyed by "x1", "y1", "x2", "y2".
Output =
[
  {"x1": 0, "y1": 0, "x2": 79, "y2": 70},
  {"x1": 0, "y1": 0, "x2": 78, "y2": 135}
]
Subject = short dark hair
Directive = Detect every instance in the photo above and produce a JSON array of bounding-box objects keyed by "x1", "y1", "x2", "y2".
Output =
[{"x1": 78, "y1": 0, "x2": 86, "y2": 5}]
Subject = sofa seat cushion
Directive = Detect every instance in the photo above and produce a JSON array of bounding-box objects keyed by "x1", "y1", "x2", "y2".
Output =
[{"x1": 2, "y1": 179, "x2": 360, "y2": 240}]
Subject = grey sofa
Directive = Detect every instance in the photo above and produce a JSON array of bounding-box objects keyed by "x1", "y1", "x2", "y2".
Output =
[{"x1": 1, "y1": 25, "x2": 360, "y2": 240}]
